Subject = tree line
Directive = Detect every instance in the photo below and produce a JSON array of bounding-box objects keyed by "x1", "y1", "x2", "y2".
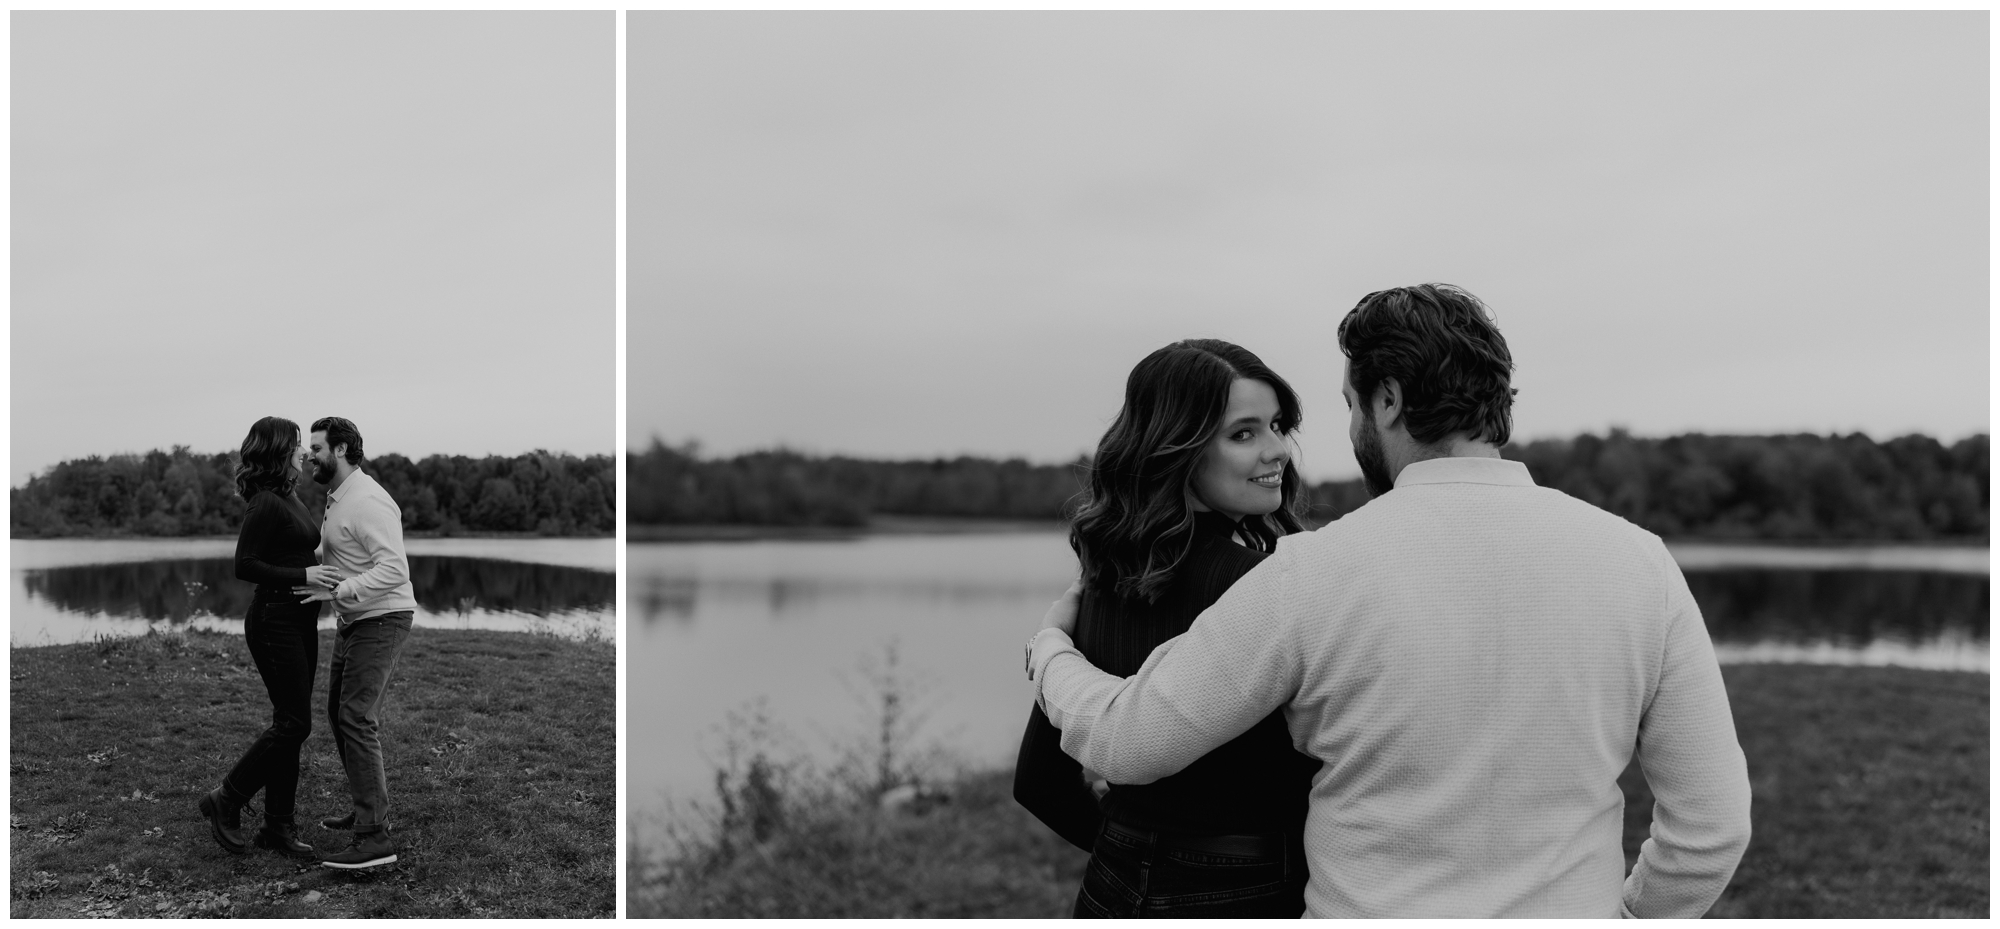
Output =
[
  {"x1": 628, "y1": 443, "x2": 1081, "y2": 527},
  {"x1": 629, "y1": 431, "x2": 1988, "y2": 543},
  {"x1": 11, "y1": 447, "x2": 615, "y2": 538}
]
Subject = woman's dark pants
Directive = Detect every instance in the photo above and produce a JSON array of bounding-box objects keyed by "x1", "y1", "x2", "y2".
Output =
[
  {"x1": 1073, "y1": 820, "x2": 1308, "y2": 918},
  {"x1": 219, "y1": 598, "x2": 320, "y2": 825}
]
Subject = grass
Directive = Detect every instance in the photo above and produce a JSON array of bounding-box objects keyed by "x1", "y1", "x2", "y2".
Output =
[
  {"x1": 628, "y1": 727, "x2": 1087, "y2": 918},
  {"x1": 631, "y1": 663, "x2": 1987, "y2": 918},
  {"x1": 10, "y1": 626, "x2": 615, "y2": 918},
  {"x1": 1662, "y1": 664, "x2": 1987, "y2": 917}
]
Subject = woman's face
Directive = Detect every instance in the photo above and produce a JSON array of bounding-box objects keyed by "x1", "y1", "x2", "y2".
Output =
[
  {"x1": 1191, "y1": 378, "x2": 1289, "y2": 522},
  {"x1": 291, "y1": 432, "x2": 308, "y2": 475}
]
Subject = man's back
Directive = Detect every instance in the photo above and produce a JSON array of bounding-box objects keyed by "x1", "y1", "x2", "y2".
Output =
[
  {"x1": 1037, "y1": 457, "x2": 1752, "y2": 917},
  {"x1": 1283, "y1": 458, "x2": 1749, "y2": 915}
]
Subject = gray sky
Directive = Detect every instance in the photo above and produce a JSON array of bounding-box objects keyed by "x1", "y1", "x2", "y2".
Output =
[
  {"x1": 12, "y1": 12, "x2": 614, "y2": 486},
  {"x1": 629, "y1": 12, "x2": 1987, "y2": 481}
]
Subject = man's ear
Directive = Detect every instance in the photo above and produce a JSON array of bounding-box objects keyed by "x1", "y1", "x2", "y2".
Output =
[
  {"x1": 332, "y1": 443, "x2": 348, "y2": 463},
  {"x1": 1373, "y1": 377, "x2": 1405, "y2": 431}
]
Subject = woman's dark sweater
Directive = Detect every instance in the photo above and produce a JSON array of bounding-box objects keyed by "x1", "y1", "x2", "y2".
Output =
[
  {"x1": 1013, "y1": 510, "x2": 1322, "y2": 851},
  {"x1": 234, "y1": 489, "x2": 321, "y2": 598}
]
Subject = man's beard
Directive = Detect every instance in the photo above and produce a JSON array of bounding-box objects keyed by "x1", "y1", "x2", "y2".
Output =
[
  {"x1": 1354, "y1": 412, "x2": 1395, "y2": 499},
  {"x1": 312, "y1": 458, "x2": 337, "y2": 485}
]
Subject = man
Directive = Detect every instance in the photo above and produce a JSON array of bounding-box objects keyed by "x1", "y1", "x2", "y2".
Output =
[
  {"x1": 295, "y1": 416, "x2": 418, "y2": 871},
  {"x1": 1026, "y1": 284, "x2": 1751, "y2": 918}
]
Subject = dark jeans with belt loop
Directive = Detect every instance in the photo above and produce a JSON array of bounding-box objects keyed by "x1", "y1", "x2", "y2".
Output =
[
  {"x1": 220, "y1": 597, "x2": 321, "y2": 824},
  {"x1": 326, "y1": 610, "x2": 414, "y2": 835},
  {"x1": 1072, "y1": 819, "x2": 1309, "y2": 918}
]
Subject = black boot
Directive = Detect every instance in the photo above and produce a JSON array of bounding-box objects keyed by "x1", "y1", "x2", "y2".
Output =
[
  {"x1": 320, "y1": 828, "x2": 399, "y2": 870},
  {"x1": 255, "y1": 819, "x2": 316, "y2": 858},
  {"x1": 319, "y1": 811, "x2": 354, "y2": 831},
  {"x1": 197, "y1": 788, "x2": 249, "y2": 855}
]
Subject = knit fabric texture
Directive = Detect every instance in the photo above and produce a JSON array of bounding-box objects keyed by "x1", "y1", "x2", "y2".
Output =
[
  {"x1": 1034, "y1": 456, "x2": 1751, "y2": 918},
  {"x1": 320, "y1": 470, "x2": 418, "y2": 622}
]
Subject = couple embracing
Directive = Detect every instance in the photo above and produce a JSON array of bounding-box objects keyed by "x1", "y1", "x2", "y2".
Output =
[
  {"x1": 1015, "y1": 284, "x2": 1753, "y2": 918},
  {"x1": 199, "y1": 415, "x2": 414, "y2": 871}
]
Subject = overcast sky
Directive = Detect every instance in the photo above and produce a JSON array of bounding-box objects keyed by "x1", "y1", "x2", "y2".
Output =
[
  {"x1": 629, "y1": 12, "x2": 1987, "y2": 481},
  {"x1": 12, "y1": 12, "x2": 613, "y2": 486}
]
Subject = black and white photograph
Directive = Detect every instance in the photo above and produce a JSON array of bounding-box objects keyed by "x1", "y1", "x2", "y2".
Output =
[
  {"x1": 11, "y1": 12, "x2": 615, "y2": 917},
  {"x1": 624, "y1": 12, "x2": 1987, "y2": 918}
]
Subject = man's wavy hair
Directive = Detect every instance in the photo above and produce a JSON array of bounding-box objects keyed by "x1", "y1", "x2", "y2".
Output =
[
  {"x1": 1337, "y1": 283, "x2": 1517, "y2": 446},
  {"x1": 1069, "y1": 339, "x2": 1307, "y2": 603},
  {"x1": 312, "y1": 416, "x2": 365, "y2": 465},
  {"x1": 234, "y1": 416, "x2": 301, "y2": 499}
]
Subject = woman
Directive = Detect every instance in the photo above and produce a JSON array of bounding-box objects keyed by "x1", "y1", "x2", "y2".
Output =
[
  {"x1": 1013, "y1": 339, "x2": 1322, "y2": 918},
  {"x1": 197, "y1": 416, "x2": 342, "y2": 858}
]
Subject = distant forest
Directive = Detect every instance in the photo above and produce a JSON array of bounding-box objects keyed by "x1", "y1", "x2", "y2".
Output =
[
  {"x1": 11, "y1": 448, "x2": 615, "y2": 538},
  {"x1": 629, "y1": 431, "x2": 1988, "y2": 543}
]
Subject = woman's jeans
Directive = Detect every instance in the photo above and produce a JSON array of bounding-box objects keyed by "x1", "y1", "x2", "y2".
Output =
[
  {"x1": 1073, "y1": 819, "x2": 1308, "y2": 918},
  {"x1": 220, "y1": 597, "x2": 321, "y2": 824}
]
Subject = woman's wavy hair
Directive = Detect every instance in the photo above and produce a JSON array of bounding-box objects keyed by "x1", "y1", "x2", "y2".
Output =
[
  {"x1": 1069, "y1": 339, "x2": 1307, "y2": 603},
  {"x1": 1338, "y1": 283, "x2": 1516, "y2": 446},
  {"x1": 234, "y1": 416, "x2": 301, "y2": 499}
]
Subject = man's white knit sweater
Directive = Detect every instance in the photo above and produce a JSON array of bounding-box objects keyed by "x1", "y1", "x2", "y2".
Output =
[
  {"x1": 319, "y1": 470, "x2": 418, "y2": 623},
  {"x1": 1032, "y1": 456, "x2": 1752, "y2": 918}
]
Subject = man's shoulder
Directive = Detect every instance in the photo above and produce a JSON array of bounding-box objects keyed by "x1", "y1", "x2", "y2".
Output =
[
  {"x1": 1290, "y1": 483, "x2": 1670, "y2": 563},
  {"x1": 349, "y1": 472, "x2": 402, "y2": 508},
  {"x1": 1525, "y1": 484, "x2": 1671, "y2": 550}
]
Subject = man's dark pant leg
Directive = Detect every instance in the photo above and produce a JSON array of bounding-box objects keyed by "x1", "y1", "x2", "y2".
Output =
[{"x1": 328, "y1": 611, "x2": 414, "y2": 835}]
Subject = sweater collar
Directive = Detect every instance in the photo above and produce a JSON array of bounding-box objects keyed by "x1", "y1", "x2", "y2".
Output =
[
  {"x1": 327, "y1": 469, "x2": 374, "y2": 505},
  {"x1": 1394, "y1": 456, "x2": 1536, "y2": 489}
]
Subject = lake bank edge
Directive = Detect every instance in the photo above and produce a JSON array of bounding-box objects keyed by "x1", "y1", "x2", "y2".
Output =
[{"x1": 7, "y1": 621, "x2": 617, "y2": 654}]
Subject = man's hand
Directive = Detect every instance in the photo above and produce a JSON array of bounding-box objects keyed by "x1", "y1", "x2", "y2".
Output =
[
  {"x1": 1040, "y1": 578, "x2": 1083, "y2": 635},
  {"x1": 294, "y1": 565, "x2": 346, "y2": 604},
  {"x1": 302, "y1": 565, "x2": 347, "y2": 589}
]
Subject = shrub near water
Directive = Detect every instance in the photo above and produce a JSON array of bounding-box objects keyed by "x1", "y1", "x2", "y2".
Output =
[
  {"x1": 628, "y1": 703, "x2": 1087, "y2": 919},
  {"x1": 10, "y1": 627, "x2": 615, "y2": 918}
]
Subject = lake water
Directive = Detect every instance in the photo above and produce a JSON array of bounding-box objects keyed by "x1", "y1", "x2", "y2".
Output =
[
  {"x1": 10, "y1": 538, "x2": 615, "y2": 646},
  {"x1": 627, "y1": 531, "x2": 1988, "y2": 816}
]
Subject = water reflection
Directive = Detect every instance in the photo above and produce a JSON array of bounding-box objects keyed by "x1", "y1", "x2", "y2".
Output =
[
  {"x1": 638, "y1": 575, "x2": 698, "y2": 625},
  {"x1": 1689, "y1": 569, "x2": 1987, "y2": 650},
  {"x1": 22, "y1": 556, "x2": 612, "y2": 623},
  {"x1": 635, "y1": 543, "x2": 1990, "y2": 660},
  {"x1": 627, "y1": 534, "x2": 1990, "y2": 813}
]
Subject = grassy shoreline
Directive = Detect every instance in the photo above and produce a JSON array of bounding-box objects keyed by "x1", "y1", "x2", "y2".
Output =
[
  {"x1": 631, "y1": 663, "x2": 1988, "y2": 918},
  {"x1": 11, "y1": 627, "x2": 615, "y2": 918}
]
